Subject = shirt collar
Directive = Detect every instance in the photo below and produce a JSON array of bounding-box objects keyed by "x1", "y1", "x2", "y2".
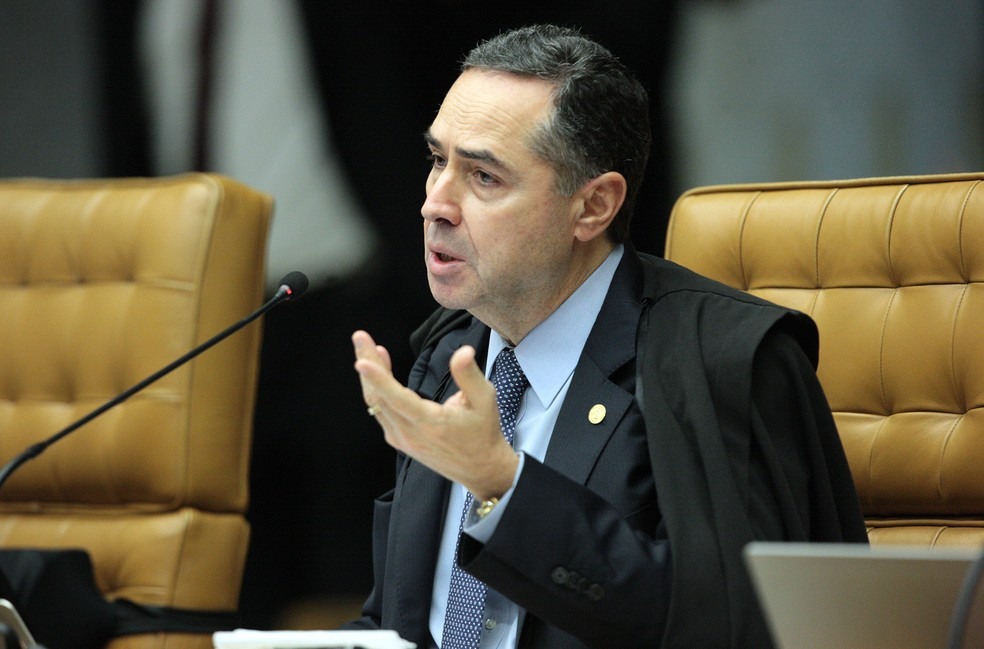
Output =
[{"x1": 487, "y1": 245, "x2": 624, "y2": 409}]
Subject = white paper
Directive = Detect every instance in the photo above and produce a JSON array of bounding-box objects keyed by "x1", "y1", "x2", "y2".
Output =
[{"x1": 213, "y1": 628, "x2": 416, "y2": 649}]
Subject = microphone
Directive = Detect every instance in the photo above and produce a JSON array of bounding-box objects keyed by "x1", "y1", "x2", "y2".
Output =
[
  {"x1": 0, "y1": 271, "x2": 310, "y2": 492},
  {"x1": 274, "y1": 270, "x2": 309, "y2": 302}
]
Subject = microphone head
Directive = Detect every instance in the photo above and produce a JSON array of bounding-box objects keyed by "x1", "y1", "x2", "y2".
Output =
[{"x1": 278, "y1": 271, "x2": 309, "y2": 301}]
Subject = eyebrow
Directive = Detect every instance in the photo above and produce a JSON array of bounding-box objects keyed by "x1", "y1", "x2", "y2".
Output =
[{"x1": 423, "y1": 130, "x2": 509, "y2": 172}]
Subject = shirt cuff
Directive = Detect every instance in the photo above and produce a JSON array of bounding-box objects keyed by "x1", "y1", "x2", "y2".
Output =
[{"x1": 463, "y1": 452, "x2": 525, "y2": 543}]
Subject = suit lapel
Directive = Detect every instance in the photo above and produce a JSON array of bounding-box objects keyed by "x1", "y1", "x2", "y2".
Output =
[
  {"x1": 543, "y1": 249, "x2": 644, "y2": 482},
  {"x1": 388, "y1": 460, "x2": 449, "y2": 642},
  {"x1": 389, "y1": 319, "x2": 489, "y2": 641}
]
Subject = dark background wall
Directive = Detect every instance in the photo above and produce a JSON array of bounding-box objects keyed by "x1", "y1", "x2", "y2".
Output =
[{"x1": 1, "y1": 0, "x2": 981, "y2": 631}]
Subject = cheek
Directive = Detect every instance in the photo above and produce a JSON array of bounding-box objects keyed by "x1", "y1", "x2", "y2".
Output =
[
  {"x1": 525, "y1": 201, "x2": 577, "y2": 245},
  {"x1": 501, "y1": 222, "x2": 564, "y2": 268}
]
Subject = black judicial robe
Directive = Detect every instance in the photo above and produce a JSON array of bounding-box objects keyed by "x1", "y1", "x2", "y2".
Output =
[
  {"x1": 632, "y1": 254, "x2": 868, "y2": 647},
  {"x1": 348, "y1": 247, "x2": 867, "y2": 648}
]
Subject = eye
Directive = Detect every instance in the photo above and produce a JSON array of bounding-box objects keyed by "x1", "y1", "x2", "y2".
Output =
[
  {"x1": 474, "y1": 169, "x2": 499, "y2": 186},
  {"x1": 426, "y1": 153, "x2": 447, "y2": 170}
]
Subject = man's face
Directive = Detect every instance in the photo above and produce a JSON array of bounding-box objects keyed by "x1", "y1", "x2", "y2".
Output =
[{"x1": 422, "y1": 69, "x2": 587, "y2": 338}]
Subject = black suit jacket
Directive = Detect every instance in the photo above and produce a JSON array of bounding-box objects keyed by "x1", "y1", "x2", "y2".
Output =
[{"x1": 346, "y1": 247, "x2": 866, "y2": 648}]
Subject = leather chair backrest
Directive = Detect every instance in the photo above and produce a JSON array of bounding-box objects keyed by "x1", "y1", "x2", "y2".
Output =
[
  {"x1": 0, "y1": 174, "x2": 272, "y2": 649},
  {"x1": 665, "y1": 173, "x2": 984, "y2": 547}
]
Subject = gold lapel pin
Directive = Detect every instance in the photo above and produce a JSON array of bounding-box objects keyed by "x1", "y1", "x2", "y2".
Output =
[{"x1": 588, "y1": 404, "x2": 606, "y2": 425}]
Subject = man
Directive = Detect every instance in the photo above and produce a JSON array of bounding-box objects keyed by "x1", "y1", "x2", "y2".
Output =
[{"x1": 349, "y1": 24, "x2": 866, "y2": 649}]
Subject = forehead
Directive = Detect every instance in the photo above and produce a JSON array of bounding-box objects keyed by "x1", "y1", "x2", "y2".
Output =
[{"x1": 427, "y1": 70, "x2": 555, "y2": 157}]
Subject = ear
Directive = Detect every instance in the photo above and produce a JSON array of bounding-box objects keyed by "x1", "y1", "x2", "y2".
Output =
[{"x1": 572, "y1": 171, "x2": 627, "y2": 242}]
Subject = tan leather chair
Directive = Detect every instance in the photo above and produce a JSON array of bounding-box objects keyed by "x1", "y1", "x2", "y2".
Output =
[
  {"x1": 665, "y1": 172, "x2": 984, "y2": 547},
  {"x1": 0, "y1": 174, "x2": 272, "y2": 648}
]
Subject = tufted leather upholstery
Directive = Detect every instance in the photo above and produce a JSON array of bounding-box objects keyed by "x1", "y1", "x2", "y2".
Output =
[
  {"x1": 0, "y1": 174, "x2": 272, "y2": 648},
  {"x1": 665, "y1": 172, "x2": 984, "y2": 548}
]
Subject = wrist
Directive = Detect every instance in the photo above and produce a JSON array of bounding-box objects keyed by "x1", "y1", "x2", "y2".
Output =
[
  {"x1": 469, "y1": 449, "x2": 520, "y2": 502},
  {"x1": 464, "y1": 452, "x2": 526, "y2": 539}
]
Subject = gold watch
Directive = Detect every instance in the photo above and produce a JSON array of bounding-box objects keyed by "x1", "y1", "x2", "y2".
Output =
[{"x1": 475, "y1": 497, "x2": 500, "y2": 519}]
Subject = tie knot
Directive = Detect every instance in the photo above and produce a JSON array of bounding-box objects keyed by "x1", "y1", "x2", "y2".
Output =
[{"x1": 490, "y1": 348, "x2": 528, "y2": 446}]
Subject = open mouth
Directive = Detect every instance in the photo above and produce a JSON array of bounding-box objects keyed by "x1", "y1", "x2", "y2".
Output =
[{"x1": 436, "y1": 252, "x2": 458, "y2": 262}]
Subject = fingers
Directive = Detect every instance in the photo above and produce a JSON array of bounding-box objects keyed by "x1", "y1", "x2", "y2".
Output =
[
  {"x1": 352, "y1": 330, "x2": 394, "y2": 414},
  {"x1": 449, "y1": 345, "x2": 496, "y2": 413},
  {"x1": 353, "y1": 330, "x2": 426, "y2": 423},
  {"x1": 351, "y1": 334, "x2": 514, "y2": 494},
  {"x1": 352, "y1": 330, "x2": 391, "y2": 372}
]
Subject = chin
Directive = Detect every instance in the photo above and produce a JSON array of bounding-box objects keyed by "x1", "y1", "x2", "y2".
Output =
[
  {"x1": 428, "y1": 287, "x2": 463, "y2": 311},
  {"x1": 428, "y1": 278, "x2": 470, "y2": 311},
  {"x1": 432, "y1": 294, "x2": 469, "y2": 311}
]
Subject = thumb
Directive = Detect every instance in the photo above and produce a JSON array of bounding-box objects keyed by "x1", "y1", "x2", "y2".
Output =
[{"x1": 449, "y1": 345, "x2": 495, "y2": 411}]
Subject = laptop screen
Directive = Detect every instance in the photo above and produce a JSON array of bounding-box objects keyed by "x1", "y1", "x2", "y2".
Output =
[{"x1": 743, "y1": 542, "x2": 984, "y2": 649}]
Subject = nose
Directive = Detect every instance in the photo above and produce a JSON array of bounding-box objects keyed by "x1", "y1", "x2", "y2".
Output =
[{"x1": 421, "y1": 171, "x2": 462, "y2": 225}]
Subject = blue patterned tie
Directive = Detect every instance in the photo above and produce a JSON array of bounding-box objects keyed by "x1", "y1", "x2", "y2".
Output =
[{"x1": 441, "y1": 347, "x2": 528, "y2": 649}]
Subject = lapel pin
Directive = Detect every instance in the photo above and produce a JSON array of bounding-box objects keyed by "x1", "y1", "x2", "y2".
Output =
[{"x1": 588, "y1": 404, "x2": 606, "y2": 425}]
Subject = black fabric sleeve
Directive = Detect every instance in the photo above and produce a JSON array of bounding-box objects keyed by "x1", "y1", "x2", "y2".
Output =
[
  {"x1": 459, "y1": 458, "x2": 671, "y2": 649},
  {"x1": 747, "y1": 329, "x2": 866, "y2": 543}
]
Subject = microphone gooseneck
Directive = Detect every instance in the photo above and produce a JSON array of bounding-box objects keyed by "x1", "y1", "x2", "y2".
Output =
[{"x1": 0, "y1": 271, "x2": 310, "y2": 492}]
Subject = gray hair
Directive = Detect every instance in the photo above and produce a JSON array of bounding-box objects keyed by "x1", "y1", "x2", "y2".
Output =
[{"x1": 462, "y1": 24, "x2": 651, "y2": 243}]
